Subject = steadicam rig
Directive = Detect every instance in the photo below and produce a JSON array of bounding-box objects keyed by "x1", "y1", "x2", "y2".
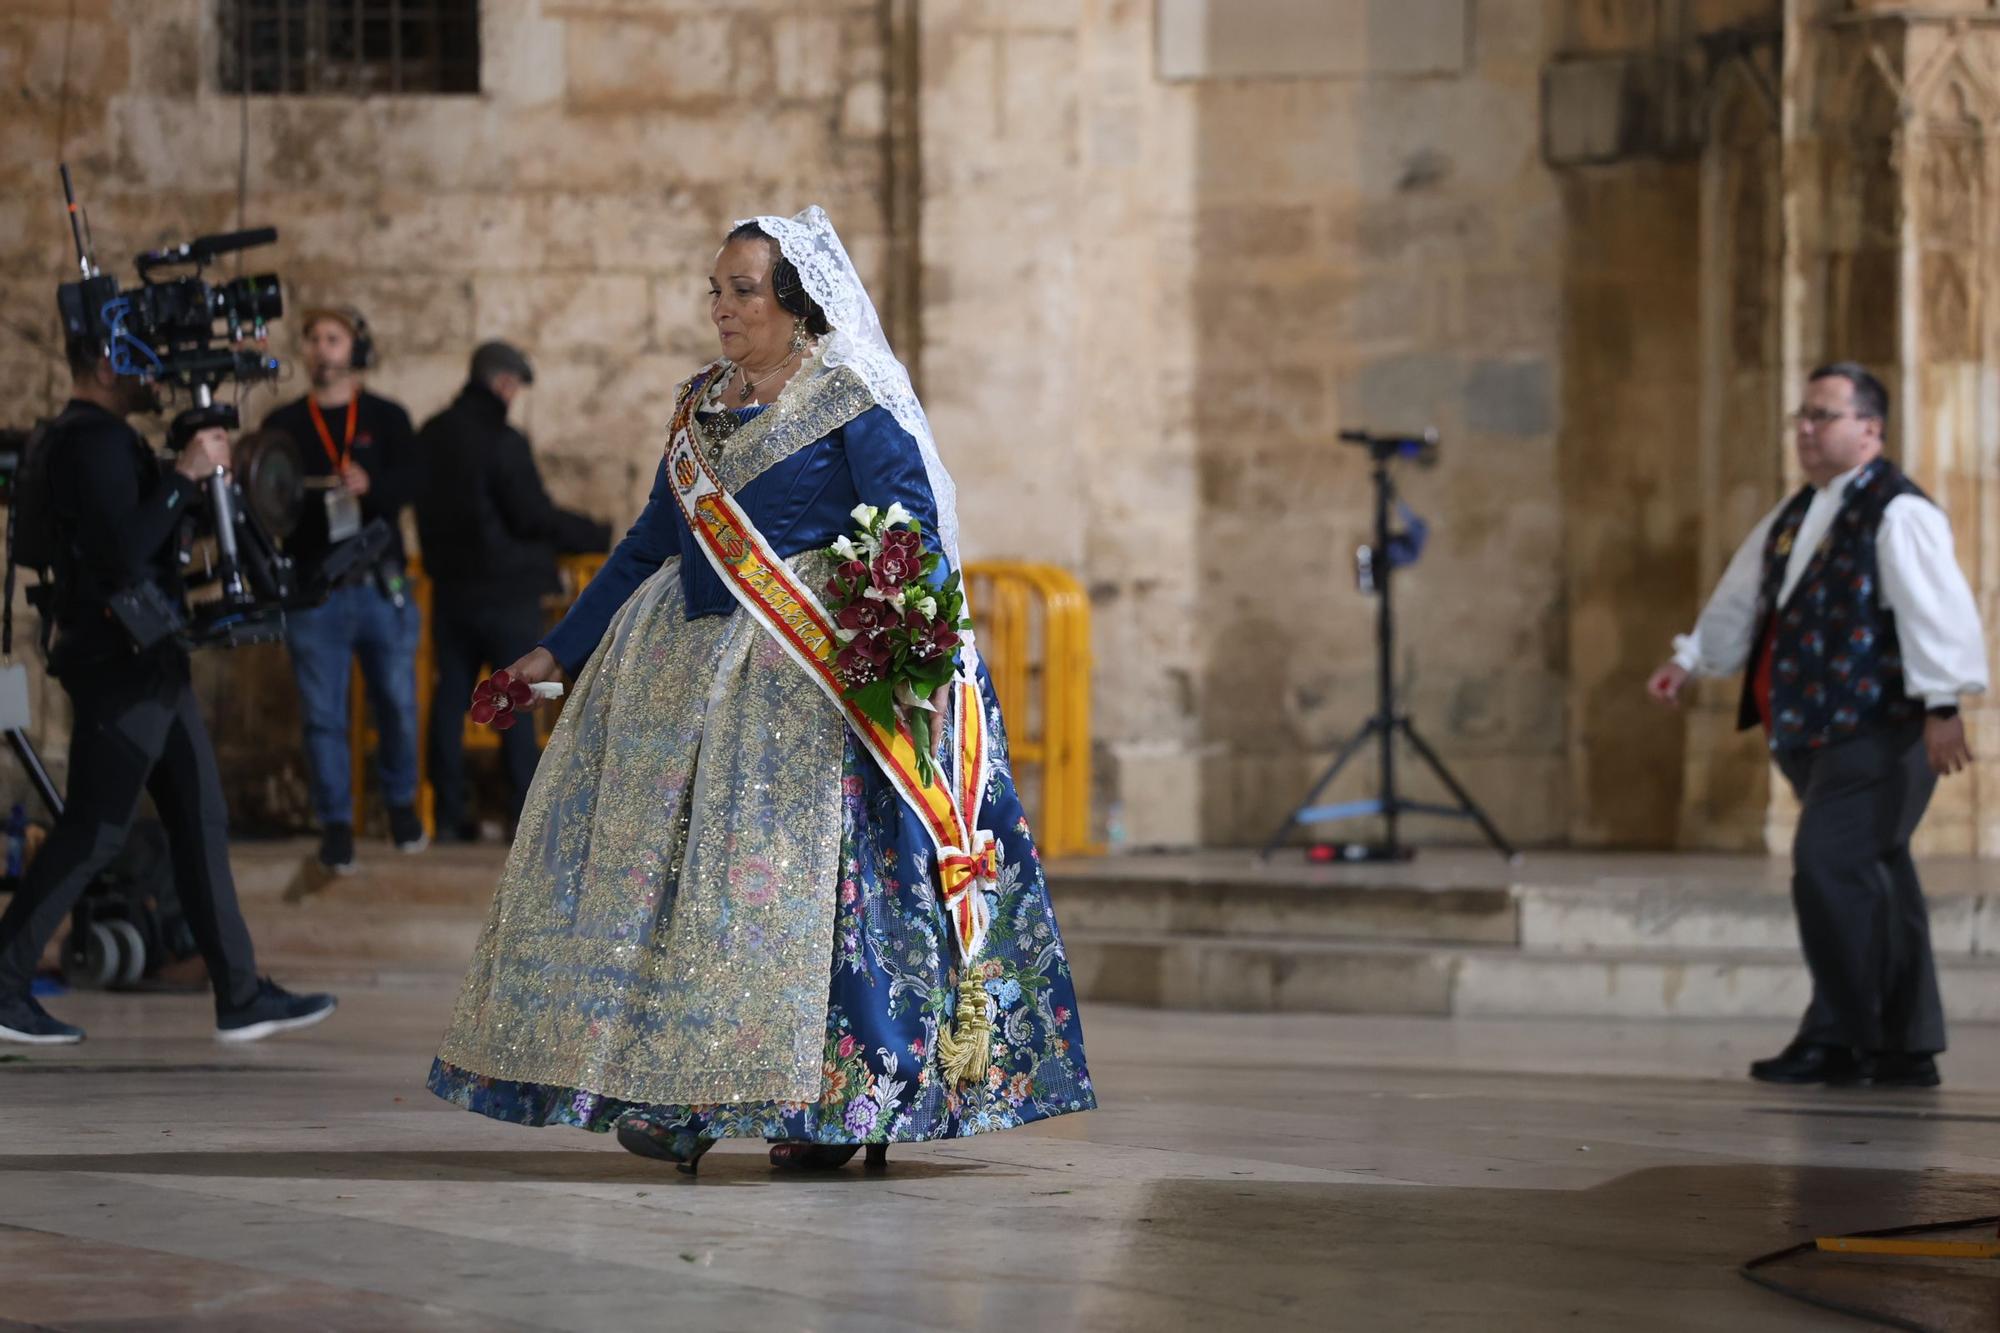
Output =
[{"x1": 54, "y1": 164, "x2": 283, "y2": 451}]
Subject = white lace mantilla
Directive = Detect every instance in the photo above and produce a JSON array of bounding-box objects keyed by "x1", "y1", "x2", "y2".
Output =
[{"x1": 740, "y1": 206, "x2": 963, "y2": 574}]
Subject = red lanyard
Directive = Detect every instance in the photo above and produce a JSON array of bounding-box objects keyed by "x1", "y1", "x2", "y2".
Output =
[{"x1": 307, "y1": 396, "x2": 358, "y2": 471}]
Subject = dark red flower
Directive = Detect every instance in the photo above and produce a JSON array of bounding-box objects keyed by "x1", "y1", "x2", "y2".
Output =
[
  {"x1": 871, "y1": 550, "x2": 917, "y2": 591},
  {"x1": 836, "y1": 639, "x2": 887, "y2": 684},
  {"x1": 470, "y1": 669, "x2": 535, "y2": 732},
  {"x1": 881, "y1": 528, "x2": 921, "y2": 560},
  {"x1": 913, "y1": 620, "x2": 961, "y2": 660},
  {"x1": 837, "y1": 601, "x2": 886, "y2": 632}
]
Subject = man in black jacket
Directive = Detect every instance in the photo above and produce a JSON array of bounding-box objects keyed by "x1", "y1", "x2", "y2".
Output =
[
  {"x1": 262, "y1": 308, "x2": 425, "y2": 873},
  {"x1": 415, "y1": 342, "x2": 609, "y2": 840},
  {"x1": 0, "y1": 342, "x2": 335, "y2": 1045}
]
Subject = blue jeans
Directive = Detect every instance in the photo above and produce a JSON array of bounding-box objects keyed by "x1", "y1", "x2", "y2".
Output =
[{"x1": 286, "y1": 582, "x2": 421, "y2": 826}]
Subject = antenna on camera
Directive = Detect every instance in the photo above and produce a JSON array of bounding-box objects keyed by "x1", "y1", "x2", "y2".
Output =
[{"x1": 59, "y1": 163, "x2": 98, "y2": 279}]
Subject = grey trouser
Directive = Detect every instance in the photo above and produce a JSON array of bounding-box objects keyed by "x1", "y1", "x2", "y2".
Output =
[{"x1": 1774, "y1": 720, "x2": 1945, "y2": 1055}]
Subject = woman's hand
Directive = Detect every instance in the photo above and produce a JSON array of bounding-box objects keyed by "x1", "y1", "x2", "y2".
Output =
[{"x1": 499, "y1": 647, "x2": 562, "y2": 710}]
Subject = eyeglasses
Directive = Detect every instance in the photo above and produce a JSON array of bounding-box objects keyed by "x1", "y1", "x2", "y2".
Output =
[{"x1": 1789, "y1": 408, "x2": 1858, "y2": 428}]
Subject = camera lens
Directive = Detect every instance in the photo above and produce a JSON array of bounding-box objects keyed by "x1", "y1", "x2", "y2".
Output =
[{"x1": 217, "y1": 274, "x2": 283, "y2": 325}]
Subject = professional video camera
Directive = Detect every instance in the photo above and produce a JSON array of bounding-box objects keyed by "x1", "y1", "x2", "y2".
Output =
[{"x1": 21, "y1": 166, "x2": 389, "y2": 653}]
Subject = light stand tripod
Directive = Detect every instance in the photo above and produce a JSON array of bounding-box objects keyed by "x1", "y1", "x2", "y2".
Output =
[{"x1": 1260, "y1": 429, "x2": 1515, "y2": 863}]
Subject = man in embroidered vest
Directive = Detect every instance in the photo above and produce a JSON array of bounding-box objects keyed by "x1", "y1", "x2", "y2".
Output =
[{"x1": 1647, "y1": 363, "x2": 1988, "y2": 1089}]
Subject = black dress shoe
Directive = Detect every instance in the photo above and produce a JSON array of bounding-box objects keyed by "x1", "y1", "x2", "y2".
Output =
[
  {"x1": 1749, "y1": 1039, "x2": 1865, "y2": 1084},
  {"x1": 1831, "y1": 1052, "x2": 1942, "y2": 1089}
]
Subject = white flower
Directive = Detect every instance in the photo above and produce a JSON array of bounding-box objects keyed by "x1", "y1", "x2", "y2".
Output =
[
  {"x1": 884, "y1": 502, "x2": 912, "y2": 527},
  {"x1": 834, "y1": 627, "x2": 858, "y2": 643},
  {"x1": 863, "y1": 586, "x2": 889, "y2": 603},
  {"x1": 887, "y1": 589, "x2": 907, "y2": 613},
  {"x1": 831, "y1": 535, "x2": 860, "y2": 560},
  {"x1": 896, "y1": 679, "x2": 939, "y2": 712},
  {"x1": 914, "y1": 595, "x2": 938, "y2": 618},
  {"x1": 850, "y1": 503, "x2": 879, "y2": 528}
]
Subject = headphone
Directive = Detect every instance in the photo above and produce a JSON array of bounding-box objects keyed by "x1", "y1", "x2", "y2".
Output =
[{"x1": 341, "y1": 305, "x2": 376, "y2": 371}]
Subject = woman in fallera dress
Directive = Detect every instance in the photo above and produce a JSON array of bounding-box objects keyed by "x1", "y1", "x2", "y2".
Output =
[{"x1": 426, "y1": 207, "x2": 1095, "y2": 1170}]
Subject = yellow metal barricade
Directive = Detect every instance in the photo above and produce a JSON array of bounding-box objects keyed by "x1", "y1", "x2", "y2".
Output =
[
  {"x1": 964, "y1": 561, "x2": 1098, "y2": 859},
  {"x1": 351, "y1": 554, "x2": 1094, "y2": 856}
]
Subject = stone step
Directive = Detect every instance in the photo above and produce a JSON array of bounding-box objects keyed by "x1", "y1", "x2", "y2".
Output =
[
  {"x1": 1063, "y1": 930, "x2": 2000, "y2": 1021},
  {"x1": 229, "y1": 842, "x2": 507, "y2": 908},
  {"x1": 1457, "y1": 946, "x2": 2000, "y2": 1022},
  {"x1": 242, "y1": 898, "x2": 485, "y2": 966},
  {"x1": 1047, "y1": 872, "x2": 1516, "y2": 946},
  {"x1": 1517, "y1": 885, "x2": 2000, "y2": 957}
]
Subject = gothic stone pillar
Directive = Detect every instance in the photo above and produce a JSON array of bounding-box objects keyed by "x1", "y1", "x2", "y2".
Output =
[{"x1": 1783, "y1": 0, "x2": 2000, "y2": 853}]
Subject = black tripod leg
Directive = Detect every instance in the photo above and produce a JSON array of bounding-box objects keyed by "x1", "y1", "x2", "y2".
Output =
[
  {"x1": 1396, "y1": 719, "x2": 1517, "y2": 860},
  {"x1": 1259, "y1": 717, "x2": 1382, "y2": 859}
]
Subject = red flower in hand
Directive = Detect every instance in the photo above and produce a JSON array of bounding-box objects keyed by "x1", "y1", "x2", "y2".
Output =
[{"x1": 470, "y1": 669, "x2": 534, "y2": 731}]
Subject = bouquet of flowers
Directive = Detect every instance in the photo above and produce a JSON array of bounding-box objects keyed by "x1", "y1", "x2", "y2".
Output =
[{"x1": 823, "y1": 502, "x2": 970, "y2": 785}]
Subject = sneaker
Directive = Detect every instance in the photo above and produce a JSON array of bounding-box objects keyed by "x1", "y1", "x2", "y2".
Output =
[
  {"x1": 0, "y1": 993, "x2": 85, "y2": 1045},
  {"x1": 318, "y1": 822, "x2": 358, "y2": 875},
  {"x1": 388, "y1": 805, "x2": 429, "y2": 854},
  {"x1": 215, "y1": 978, "x2": 337, "y2": 1043}
]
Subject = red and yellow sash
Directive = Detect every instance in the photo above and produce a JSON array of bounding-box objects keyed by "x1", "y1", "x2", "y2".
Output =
[{"x1": 664, "y1": 368, "x2": 993, "y2": 962}]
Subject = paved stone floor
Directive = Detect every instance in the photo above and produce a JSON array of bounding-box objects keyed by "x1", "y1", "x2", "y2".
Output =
[{"x1": 3, "y1": 974, "x2": 1999, "y2": 1330}]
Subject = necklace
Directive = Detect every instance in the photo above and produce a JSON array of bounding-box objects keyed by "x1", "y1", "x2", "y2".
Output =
[{"x1": 734, "y1": 351, "x2": 797, "y2": 404}]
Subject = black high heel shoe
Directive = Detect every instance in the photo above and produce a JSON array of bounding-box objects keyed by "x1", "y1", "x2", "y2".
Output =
[
  {"x1": 615, "y1": 1112, "x2": 716, "y2": 1174},
  {"x1": 768, "y1": 1142, "x2": 890, "y2": 1170}
]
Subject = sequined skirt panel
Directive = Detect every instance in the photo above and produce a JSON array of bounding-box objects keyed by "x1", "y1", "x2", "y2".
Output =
[
  {"x1": 428, "y1": 661, "x2": 1097, "y2": 1141},
  {"x1": 433, "y1": 554, "x2": 848, "y2": 1107}
]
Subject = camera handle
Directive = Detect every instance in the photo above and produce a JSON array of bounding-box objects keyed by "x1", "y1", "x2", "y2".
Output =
[{"x1": 167, "y1": 385, "x2": 237, "y2": 455}]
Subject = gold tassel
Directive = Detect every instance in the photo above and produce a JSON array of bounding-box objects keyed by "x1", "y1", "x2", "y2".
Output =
[{"x1": 935, "y1": 972, "x2": 993, "y2": 1087}]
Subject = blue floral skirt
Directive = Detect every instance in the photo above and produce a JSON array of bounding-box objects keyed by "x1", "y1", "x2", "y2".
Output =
[{"x1": 428, "y1": 683, "x2": 1095, "y2": 1143}]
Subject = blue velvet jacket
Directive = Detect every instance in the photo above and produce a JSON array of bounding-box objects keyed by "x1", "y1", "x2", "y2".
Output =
[{"x1": 542, "y1": 402, "x2": 943, "y2": 674}]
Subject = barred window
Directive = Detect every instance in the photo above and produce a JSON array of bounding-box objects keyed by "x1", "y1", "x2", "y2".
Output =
[{"x1": 221, "y1": 1, "x2": 481, "y2": 95}]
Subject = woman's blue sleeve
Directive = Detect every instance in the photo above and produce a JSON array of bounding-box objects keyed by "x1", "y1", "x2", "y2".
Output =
[
  {"x1": 540, "y1": 459, "x2": 680, "y2": 673},
  {"x1": 843, "y1": 406, "x2": 948, "y2": 580}
]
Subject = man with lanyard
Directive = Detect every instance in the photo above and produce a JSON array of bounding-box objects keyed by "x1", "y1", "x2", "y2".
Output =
[
  {"x1": 261, "y1": 308, "x2": 426, "y2": 873},
  {"x1": 1648, "y1": 362, "x2": 1988, "y2": 1089}
]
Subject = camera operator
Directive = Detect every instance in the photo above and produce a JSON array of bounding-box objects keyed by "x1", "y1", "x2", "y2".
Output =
[
  {"x1": 261, "y1": 308, "x2": 426, "y2": 874},
  {"x1": 416, "y1": 341, "x2": 609, "y2": 842},
  {"x1": 0, "y1": 339, "x2": 336, "y2": 1045}
]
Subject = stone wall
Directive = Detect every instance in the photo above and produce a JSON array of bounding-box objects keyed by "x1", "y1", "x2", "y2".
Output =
[
  {"x1": 1784, "y1": 0, "x2": 2000, "y2": 854},
  {"x1": 922, "y1": 1, "x2": 1576, "y2": 849},
  {"x1": 0, "y1": 0, "x2": 892, "y2": 825},
  {"x1": 19, "y1": 1, "x2": 1985, "y2": 857}
]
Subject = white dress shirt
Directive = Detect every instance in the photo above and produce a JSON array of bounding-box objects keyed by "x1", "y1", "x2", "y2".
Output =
[{"x1": 1673, "y1": 463, "x2": 1990, "y2": 708}]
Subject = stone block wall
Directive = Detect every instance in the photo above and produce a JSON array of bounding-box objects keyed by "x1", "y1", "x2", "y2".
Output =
[
  {"x1": 0, "y1": 0, "x2": 890, "y2": 825},
  {"x1": 20, "y1": 0, "x2": 1979, "y2": 858},
  {"x1": 920, "y1": 1, "x2": 1578, "y2": 848}
]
